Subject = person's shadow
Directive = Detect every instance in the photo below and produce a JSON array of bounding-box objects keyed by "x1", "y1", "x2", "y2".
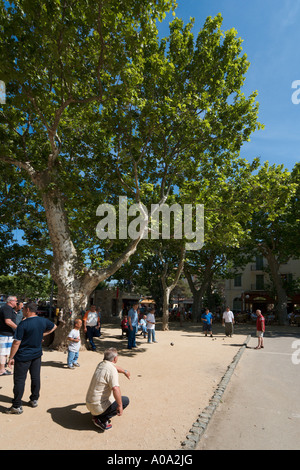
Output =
[
  {"x1": 0, "y1": 393, "x2": 13, "y2": 413},
  {"x1": 47, "y1": 403, "x2": 95, "y2": 431}
]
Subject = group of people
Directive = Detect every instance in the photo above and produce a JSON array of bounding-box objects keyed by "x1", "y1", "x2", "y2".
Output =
[
  {"x1": 121, "y1": 303, "x2": 157, "y2": 348},
  {"x1": 0, "y1": 296, "x2": 57, "y2": 413},
  {"x1": 0, "y1": 296, "x2": 130, "y2": 432},
  {"x1": 201, "y1": 306, "x2": 235, "y2": 337},
  {"x1": 0, "y1": 295, "x2": 266, "y2": 433},
  {"x1": 201, "y1": 306, "x2": 266, "y2": 348}
]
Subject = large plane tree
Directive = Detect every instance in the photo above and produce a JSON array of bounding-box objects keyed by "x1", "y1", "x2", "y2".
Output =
[{"x1": 0, "y1": 1, "x2": 261, "y2": 347}]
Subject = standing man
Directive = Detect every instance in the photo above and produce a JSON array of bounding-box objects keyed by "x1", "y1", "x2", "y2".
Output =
[
  {"x1": 15, "y1": 301, "x2": 24, "y2": 326},
  {"x1": 201, "y1": 308, "x2": 213, "y2": 337},
  {"x1": 0, "y1": 296, "x2": 18, "y2": 376},
  {"x1": 127, "y1": 303, "x2": 139, "y2": 350},
  {"x1": 6, "y1": 302, "x2": 56, "y2": 414},
  {"x1": 222, "y1": 306, "x2": 235, "y2": 337},
  {"x1": 255, "y1": 309, "x2": 265, "y2": 349},
  {"x1": 83, "y1": 305, "x2": 101, "y2": 351},
  {"x1": 86, "y1": 347, "x2": 130, "y2": 431}
]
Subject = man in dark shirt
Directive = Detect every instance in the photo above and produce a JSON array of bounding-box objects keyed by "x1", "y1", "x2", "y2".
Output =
[
  {"x1": 6, "y1": 301, "x2": 56, "y2": 414},
  {"x1": 0, "y1": 296, "x2": 18, "y2": 376}
]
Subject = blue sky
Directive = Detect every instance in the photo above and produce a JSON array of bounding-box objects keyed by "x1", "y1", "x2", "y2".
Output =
[{"x1": 159, "y1": 0, "x2": 300, "y2": 172}]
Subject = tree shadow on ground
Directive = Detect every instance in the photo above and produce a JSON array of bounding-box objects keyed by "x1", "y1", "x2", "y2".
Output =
[
  {"x1": 44, "y1": 330, "x2": 148, "y2": 360},
  {"x1": 91, "y1": 335, "x2": 148, "y2": 358}
]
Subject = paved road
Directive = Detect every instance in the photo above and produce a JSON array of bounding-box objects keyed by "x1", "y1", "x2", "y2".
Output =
[{"x1": 196, "y1": 332, "x2": 300, "y2": 450}]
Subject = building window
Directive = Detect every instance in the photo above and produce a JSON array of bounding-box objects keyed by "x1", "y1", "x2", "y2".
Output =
[
  {"x1": 280, "y1": 273, "x2": 293, "y2": 283},
  {"x1": 256, "y1": 255, "x2": 264, "y2": 270},
  {"x1": 256, "y1": 274, "x2": 264, "y2": 290},
  {"x1": 234, "y1": 274, "x2": 242, "y2": 287}
]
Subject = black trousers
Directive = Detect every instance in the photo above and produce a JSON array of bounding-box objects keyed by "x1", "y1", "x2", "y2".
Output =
[
  {"x1": 13, "y1": 356, "x2": 41, "y2": 408},
  {"x1": 96, "y1": 396, "x2": 130, "y2": 422}
]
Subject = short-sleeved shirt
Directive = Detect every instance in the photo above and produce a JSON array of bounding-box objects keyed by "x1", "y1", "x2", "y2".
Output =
[
  {"x1": 13, "y1": 316, "x2": 55, "y2": 361},
  {"x1": 83, "y1": 310, "x2": 99, "y2": 327},
  {"x1": 68, "y1": 328, "x2": 81, "y2": 352},
  {"x1": 86, "y1": 360, "x2": 119, "y2": 414},
  {"x1": 201, "y1": 312, "x2": 213, "y2": 324},
  {"x1": 128, "y1": 308, "x2": 138, "y2": 327},
  {"x1": 15, "y1": 310, "x2": 24, "y2": 326},
  {"x1": 256, "y1": 315, "x2": 265, "y2": 332},
  {"x1": 146, "y1": 313, "x2": 155, "y2": 330},
  {"x1": 223, "y1": 310, "x2": 234, "y2": 323},
  {"x1": 0, "y1": 304, "x2": 17, "y2": 336}
]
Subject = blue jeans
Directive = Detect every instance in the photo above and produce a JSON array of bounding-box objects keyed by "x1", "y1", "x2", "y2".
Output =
[
  {"x1": 86, "y1": 326, "x2": 100, "y2": 351},
  {"x1": 127, "y1": 326, "x2": 137, "y2": 349},
  {"x1": 96, "y1": 396, "x2": 130, "y2": 421},
  {"x1": 147, "y1": 328, "x2": 156, "y2": 342},
  {"x1": 67, "y1": 350, "x2": 79, "y2": 367}
]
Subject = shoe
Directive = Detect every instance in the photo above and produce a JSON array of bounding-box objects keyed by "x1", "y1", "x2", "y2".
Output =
[
  {"x1": 92, "y1": 416, "x2": 112, "y2": 431},
  {"x1": 0, "y1": 369, "x2": 12, "y2": 376},
  {"x1": 6, "y1": 406, "x2": 23, "y2": 414},
  {"x1": 29, "y1": 400, "x2": 38, "y2": 408},
  {"x1": 73, "y1": 363, "x2": 80, "y2": 367},
  {"x1": 68, "y1": 365, "x2": 75, "y2": 369}
]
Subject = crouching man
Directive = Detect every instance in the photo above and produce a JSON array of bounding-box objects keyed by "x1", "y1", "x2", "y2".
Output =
[{"x1": 86, "y1": 347, "x2": 130, "y2": 431}]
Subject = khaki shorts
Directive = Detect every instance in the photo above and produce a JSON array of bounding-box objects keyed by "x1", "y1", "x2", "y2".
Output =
[{"x1": 256, "y1": 331, "x2": 264, "y2": 338}]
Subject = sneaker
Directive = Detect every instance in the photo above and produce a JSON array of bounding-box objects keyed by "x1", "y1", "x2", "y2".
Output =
[
  {"x1": 92, "y1": 416, "x2": 112, "y2": 431},
  {"x1": 68, "y1": 365, "x2": 75, "y2": 369},
  {"x1": 6, "y1": 406, "x2": 23, "y2": 414},
  {"x1": 73, "y1": 362, "x2": 80, "y2": 367},
  {"x1": 29, "y1": 400, "x2": 38, "y2": 408}
]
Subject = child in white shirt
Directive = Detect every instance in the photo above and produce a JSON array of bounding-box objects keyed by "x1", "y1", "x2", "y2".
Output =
[
  {"x1": 67, "y1": 319, "x2": 82, "y2": 369},
  {"x1": 146, "y1": 307, "x2": 158, "y2": 344}
]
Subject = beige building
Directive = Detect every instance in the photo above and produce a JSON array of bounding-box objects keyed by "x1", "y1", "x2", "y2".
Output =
[
  {"x1": 89, "y1": 287, "x2": 140, "y2": 321},
  {"x1": 89, "y1": 287, "x2": 156, "y2": 321},
  {"x1": 223, "y1": 255, "x2": 300, "y2": 314}
]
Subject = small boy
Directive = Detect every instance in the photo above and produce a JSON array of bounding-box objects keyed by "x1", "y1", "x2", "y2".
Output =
[
  {"x1": 201, "y1": 308, "x2": 213, "y2": 337},
  {"x1": 67, "y1": 319, "x2": 82, "y2": 369},
  {"x1": 255, "y1": 309, "x2": 265, "y2": 349},
  {"x1": 146, "y1": 307, "x2": 157, "y2": 343}
]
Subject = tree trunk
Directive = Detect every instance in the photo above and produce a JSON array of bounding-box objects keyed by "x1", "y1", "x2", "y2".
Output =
[
  {"x1": 162, "y1": 286, "x2": 171, "y2": 331},
  {"x1": 184, "y1": 254, "x2": 215, "y2": 322},
  {"x1": 33, "y1": 172, "x2": 148, "y2": 348},
  {"x1": 192, "y1": 289, "x2": 204, "y2": 322},
  {"x1": 161, "y1": 246, "x2": 186, "y2": 331},
  {"x1": 262, "y1": 248, "x2": 289, "y2": 325}
]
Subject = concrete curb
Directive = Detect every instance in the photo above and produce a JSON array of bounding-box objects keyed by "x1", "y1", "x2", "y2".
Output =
[{"x1": 181, "y1": 334, "x2": 252, "y2": 450}]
